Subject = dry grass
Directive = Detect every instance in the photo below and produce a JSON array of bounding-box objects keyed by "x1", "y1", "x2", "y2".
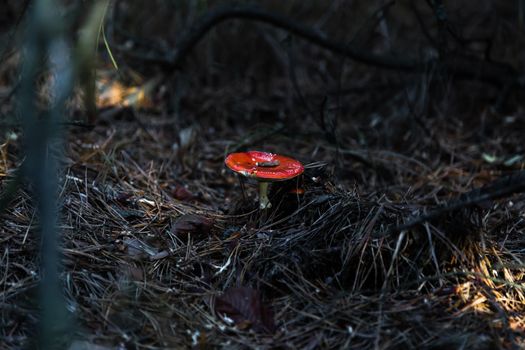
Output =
[{"x1": 1, "y1": 0, "x2": 525, "y2": 349}]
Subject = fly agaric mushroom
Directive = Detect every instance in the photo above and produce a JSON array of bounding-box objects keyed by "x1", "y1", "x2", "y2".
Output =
[{"x1": 225, "y1": 151, "x2": 304, "y2": 209}]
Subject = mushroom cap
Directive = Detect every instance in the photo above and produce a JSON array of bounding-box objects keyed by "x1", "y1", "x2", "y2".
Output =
[{"x1": 225, "y1": 151, "x2": 304, "y2": 181}]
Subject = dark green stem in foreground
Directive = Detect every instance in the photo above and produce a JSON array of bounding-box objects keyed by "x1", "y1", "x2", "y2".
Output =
[{"x1": 19, "y1": 1, "x2": 75, "y2": 347}]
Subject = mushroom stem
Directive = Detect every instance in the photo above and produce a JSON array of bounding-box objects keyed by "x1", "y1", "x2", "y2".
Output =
[{"x1": 258, "y1": 181, "x2": 271, "y2": 209}]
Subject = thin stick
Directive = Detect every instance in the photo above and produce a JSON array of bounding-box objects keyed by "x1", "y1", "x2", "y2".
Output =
[{"x1": 383, "y1": 171, "x2": 525, "y2": 236}]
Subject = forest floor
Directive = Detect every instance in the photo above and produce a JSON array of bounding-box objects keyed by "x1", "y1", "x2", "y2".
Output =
[{"x1": 1, "y1": 1, "x2": 525, "y2": 349}]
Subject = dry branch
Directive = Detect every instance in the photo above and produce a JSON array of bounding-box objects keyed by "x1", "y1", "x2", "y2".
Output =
[
  {"x1": 386, "y1": 170, "x2": 525, "y2": 236},
  {"x1": 124, "y1": 4, "x2": 522, "y2": 88}
]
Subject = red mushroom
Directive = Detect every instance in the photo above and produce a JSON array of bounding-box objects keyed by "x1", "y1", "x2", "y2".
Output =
[{"x1": 225, "y1": 151, "x2": 304, "y2": 209}]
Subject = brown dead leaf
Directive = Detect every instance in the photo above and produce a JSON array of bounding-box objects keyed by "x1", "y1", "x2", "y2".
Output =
[
  {"x1": 122, "y1": 238, "x2": 158, "y2": 259},
  {"x1": 172, "y1": 214, "x2": 213, "y2": 240},
  {"x1": 114, "y1": 192, "x2": 133, "y2": 204},
  {"x1": 120, "y1": 263, "x2": 144, "y2": 281},
  {"x1": 96, "y1": 76, "x2": 156, "y2": 109},
  {"x1": 214, "y1": 287, "x2": 276, "y2": 333},
  {"x1": 172, "y1": 185, "x2": 196, "y2": 201}
]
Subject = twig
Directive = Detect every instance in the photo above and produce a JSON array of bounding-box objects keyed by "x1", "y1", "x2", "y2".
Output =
[
  {"x1": 0, "y1": 120, "x2": 95, "y2": 129},
  {"x1": 384, "y1": 171, "x2": 525, "y2": 236},
  {"x1": 122, "y1": 4, "x2": 522, "y2": 88}
]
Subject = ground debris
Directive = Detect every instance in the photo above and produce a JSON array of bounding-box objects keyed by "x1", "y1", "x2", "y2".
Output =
[{"x1": 1, "y1": 1, "x2": 525, "y2": 349}]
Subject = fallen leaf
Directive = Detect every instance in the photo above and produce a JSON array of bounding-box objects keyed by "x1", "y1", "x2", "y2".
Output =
[
  {"x1": 172, "y1": 214, "x2": 213, "y2": 239},
  {"x1": 96, "y1": 76, "x2": 155, "y2": 109},
  {"x1": 120, "y1": 263, "x2": 144, "y2": 280},
  {"x1": 122, "y1": 238, "x2": 158, "y2": 258},
  {"x1": 122, "y1": 238, "x2": 143, "y2": 257},
  {"x1": 150, "y1": 250, "x2": 170, "y2": 261},
  {"x1": 214, "y1": 287, "x2": 275, "y2": 333},
  {"x1": 113, "y1": 192, "x2": 133, "y2": 203},
  {"x1": 172, "y1": 185, "x2": 196, "y2": 201}
]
